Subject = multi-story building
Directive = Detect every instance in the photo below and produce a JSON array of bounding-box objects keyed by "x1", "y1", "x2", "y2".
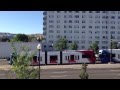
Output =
[{"x1": 43, "y1": 11, "x2": 120, "y2": 50}]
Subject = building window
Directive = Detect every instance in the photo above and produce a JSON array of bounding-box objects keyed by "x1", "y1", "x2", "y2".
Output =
[
  {"x1": 95, "y1": 15, "x2": 100, "y2": 19},
  {"x1": 89, "y1": 15, "x2": 93, "y2": 18},
  {"x1": 64, "y1": 25, "x2": 67, "y2": 28},
  {"x1": 64, "y1": 20, "x2": 67, "y2": 23},
  {"x1": 69, "y1": 20, "x2": 72, "y2": 23},
  {"x1": 82, "y1": 15, "x2": 85, "y2": 18},
  {"x1": 69, "y1": 15, "x2": 72, "y2": 18},
  {"x1": 95, "y1": 41, "x2": 99, "y2": 44},
  {"x1": 102, "y1": 11, "x2": 107, "y2": 13},
  {"x1": 111, "y1": 16, "x2": 115, "y2": 19},
  {"x1": 89, "y1": 20, "x2": 93, "y2": 23},
  {"x1": 102, "y1": 41, "x2": 108, "y2": 44},
  {"x1": 82, "y1": 11, "x2": 86, "y2": 13},
  {"x1": 69, "y1": 11, "x2": 72, "y2": 13},
  {"x1": 88, "y1": 41, "x2": 92, "y2": 44},
  {"x1": 102, "y1": 26, "x2": 107, "y2": 29},
  {"x1": 49, "y1": 30, "x2": 54, "y2": 33},
  {"x1": 95, "y1": 26, "x2": 100, "y2": 29},
  {"x1": 89, "y1": 11, "x2": 93, "y2": 13},
  {"x1": 75, "y1": 11, "x2": 79, "y2": 13},
  {"x1": 102, "y1": 16, "x2": 106, "y2": 19},
  {"x1": 82, "y1": 20, "x2": 86, "y2": 23},
  {"x1": 89, "y1": 36, "x2": 92, "y2": 39},
  {"x1": 49, "y1": 25, "x2": 54, "y2": 28},
  {"x1": 95, "y1": 31, "x2": 100, "y2": 34},
  {"x1": 118, "y1": 21, "x2": 120, "y2": 24},
  {"x1": 64, "y1": 36, "x2": 66, "y2": 38},
  {"x1": 56, "y1": 35, "x2": 61, "y2": 38},
  {"x1": 95, "y1": 20, "x2": 100, "y2": 23},
  {"x1": 96, "y1": 11, "x2": 100, "y2": 13},
  {"x1": 118, "y1": 26, "x2": 120, "y2": 29},
  {"x1": 82, "y1": 36, "x2": 85, "y2": 39},
  {"x1": 111, "y1": 26, "x2": 115, "y2": 29},
  {"x1": 89, "y1": 31, "x2": 92, "y2": 34},
  {"x1": 102, "y1": 16, "x2": 109, "y2": 19},
  {"x1": 118, "y1": 16, "x2": 120, "y2": 19},
  {"x1": 118, "y1": 31, "x2": 120, "y2": 34},
  {"x1": 89, "y1": 26, "x2": 92, "y2": 29},
  {"x1": 57, "y1": 20, "x2": 60, "y2": 23},
  {"x1": 57, "y1": 11, "x2": 60, "y2": 13},
  {"x1": 64, "y1": 15, "x2": 67, "y2": 18},
  {"x1": 102, "y1": 21, "x2": 109, "y2": 24},
  {"x1": 44, "y1": 45, "x2": 46, "y2": 48},
  {"x1": 74, "y1": 30, "x2": 79, "y2": 33},
  {"x1": 69, "y1": 30, "x2": 72, "y2": 33},
  {"x1": 75, "y1": 15, "x2": 79, "y2": 18},
  {"x1": 82, "y1": 26, "x2": 85, "y2": 29},
  {"x1": 81, "y1": 40, "x2": 85, "y2": 44},
  {"x1": 102, "y1": 46, "x2": 108, "y2": 49},
  {"x1": 110, "y1": 31, "x2": 115, "y2": 34},
  {"x1": 69, "y1": 41, "x2": 72, "y2": 43},
  {"x1": 57, "y1": 25, "x2": 60, "y2": 28},
  {"x1": 103, "y1": 36, "x2": 107, "y2": 39},
  {"x1": 49, "y1": 15, "x2": 54, "y2": 18},
  {"x1": 69, "y1": 25, "x2": 72, "y2": 28},
  {"x1": 95, "y1": 36, "x2": 100, "y2": 39},
  {"x1": 81, "y1": 46, "x2": 85, "y2": 49},
  {"x1": 118, "y1": 54, "x2": 120, "y2": 59},
  {"x1": 49, "y1": 20, "x2": 54, "y2": 23},
  {"x1": 64, "y1": 30, "x2": 66, "y2": 33},
  {"x1": 57, "y1": 30, "x2": 60, "y2": 33},
  {"x1": 110, "y1": 21, "x2": 115, "y2": 24},
  {"x1": 117, "y1": 36, "x2": 120, "y2": 39},
  {"x1": 75, "y1": 20, "x2": 79, "y2": 23},
  {"x1": 49, "y1": 40, "x2": 53, "y2": 43},
  {"x1": 102, "y1": 31, "x2": 108, "y2": 34},
  {"x1": 74, "y1": 41, "x2": 79, "y2": 44},
  {"x1": 74, "y1": 25, "x2": 79, "y2": 28},
  {"x1": 111, "y1": 11, "x2": 115, "y2": 14}
]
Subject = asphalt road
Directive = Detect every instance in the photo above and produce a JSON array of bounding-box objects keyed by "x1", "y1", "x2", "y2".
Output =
[
  {"x1": 40, "y1": 68, "x2": 120, "y2": 79},
  {"x1": 1, "y1": 59, "x2": 120, "y2": 79}
]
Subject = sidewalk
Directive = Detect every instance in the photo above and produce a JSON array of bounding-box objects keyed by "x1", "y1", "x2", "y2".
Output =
[
  {"x1": 0, "y1": 63, "x2": 120, "y2": 70},
  {"x1": 40, "y1": 64, "x2": 120, "y2": 69}
]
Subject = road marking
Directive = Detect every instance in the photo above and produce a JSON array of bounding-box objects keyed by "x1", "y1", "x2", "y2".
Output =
[
  {"x1": 52, "y1": 71, "x2": 68, "y2": 74},
  {"x1": 50, "y1": 75, "x2": 68, "y2": 78}
]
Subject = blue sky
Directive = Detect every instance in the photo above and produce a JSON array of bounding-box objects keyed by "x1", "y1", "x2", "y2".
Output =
[{"x1": 0, "y1": 11, "x2": 43, "y2": 34}]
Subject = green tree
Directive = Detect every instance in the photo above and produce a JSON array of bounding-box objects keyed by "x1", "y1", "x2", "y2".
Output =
[
  {"x1": 89, "y1": 42, "x2": 99, "y2": 54},
  {"x1": 111, "y1": 41, "x2": 118, "y2": 49},
  {"x1": 28, "y1": 35, "x2": 36, "y2": 42},
  {"x1": 55, "y1": 37, "x2": 68, "y2": 51},
  {"x1": 0, "y1": 37, "x2": 10, "y2": 42},
  {"x1": 69, "y1": 42, "x2": 78, "y2": 50},
  {"x1": 79, "y1": 63, "x2": 88, "y2": 79},
  {"x1": 11, "y1": 42, "x2": 39, "y2": 79},
  {"x1": 36, "y1": 37, "x2": 42, "y2": 42},
  {"x1": 11, "y1": 34, "x2": 29, "y2": 42}
]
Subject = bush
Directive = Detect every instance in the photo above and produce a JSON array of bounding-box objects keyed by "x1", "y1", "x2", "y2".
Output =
[
  {"x1": 11, "y1": 42, "x2": 39, "y2": 79},
  {"x1": 79, "y1": 63, "x2": 89, "y2": 79}
]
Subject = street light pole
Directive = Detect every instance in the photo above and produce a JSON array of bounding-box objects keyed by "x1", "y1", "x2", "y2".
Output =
[
  {"x1": 52, "y1": 43, "x2": 53, "y2": 51},
  {"x1": 38, "y1": 49, "x2": 40, "y2": 79},
  {"x1": 110, "y1": 34, "x2": 112, "y2": 64},
  {"x1": 37, "y1": 44, "x2": 41, "y2": 79}
]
